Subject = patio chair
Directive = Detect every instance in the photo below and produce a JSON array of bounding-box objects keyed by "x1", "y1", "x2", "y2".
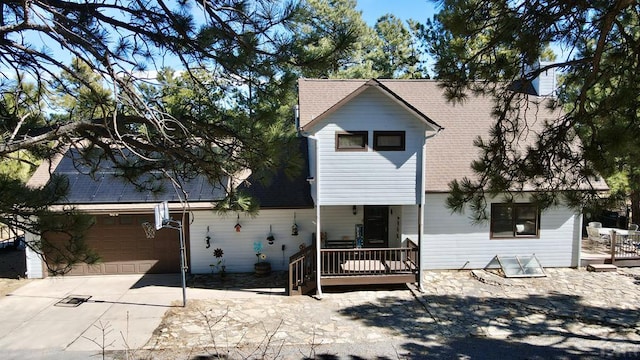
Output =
[
  {"x1": 629, "y1": 224, "x2": 638, "y2": 231},
  {"x1": 588, "y1": 221, "x2": 602, "y2": 228},
  {"x1": 586, "y1": 226, "x2": 608, "y2": 250}
]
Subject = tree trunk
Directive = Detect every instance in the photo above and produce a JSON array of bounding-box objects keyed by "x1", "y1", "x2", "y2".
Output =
[{"x1": 631, "y1": 190, "x2": 640, "y2": 227}]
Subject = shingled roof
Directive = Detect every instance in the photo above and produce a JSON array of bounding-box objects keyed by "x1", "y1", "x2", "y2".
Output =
[
  {"x1": 31, "y1": 138, "x2": 314, "y2": 209},
  {"x1": 42, "y1": 148, "x2": 227, "y2": 204},
  {"x1": 299, "y1": 79, "x2": 443, "y2": 132},
  {"x1": 239, "y1": 137, "x2": 314, "y2": 209},
  {"x1": 298, "y1": 78, "x2": 606, "y2": 193}
]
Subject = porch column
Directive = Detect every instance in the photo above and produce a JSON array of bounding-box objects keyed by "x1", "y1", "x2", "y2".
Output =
[
  {"x1": 314, "y1": 134, "x2": 323, "y2": 297},
  {"x1": 316, "y1": 204, "x2": 322, "y2": 297},
  {"x1": 418, "y1": 203, "x2": 424, "y2": 292},
  {"x1": 418, "y1": 130, "x2": 437, "y2": 292}
]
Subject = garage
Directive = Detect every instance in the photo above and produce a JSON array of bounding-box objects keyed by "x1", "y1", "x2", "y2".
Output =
[
  {"x1": 48, "y1": 213, "x2": 187, "y2": 275},
  {"x1": 26, "y1": 148, "x2": 215, "y2": 278}
]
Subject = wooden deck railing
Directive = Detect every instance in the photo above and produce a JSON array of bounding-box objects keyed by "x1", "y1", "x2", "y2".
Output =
[
  {"x1": 288, "y1": 239, "x2": 419, "y2": 295},
  {"x1": 288, "y1": 244, "x2": 316, "y2": 295},
  {"x1": 321, "y1": 247, "x2": 417, "y2": 275},
  {"x1": 320, "y1": 243, "x2": 418, "y2": 286},
  {"x1": 610, "y1": 231, "x2": 640, "y2": 262}
]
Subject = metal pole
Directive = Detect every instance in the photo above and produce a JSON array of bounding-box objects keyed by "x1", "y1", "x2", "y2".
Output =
[
  {"x1": 165, "y1": 220, "x2": 187, "y2": 307},
  {"x1": 178, "y1": 221, "x2": 187, "y2": 307}
]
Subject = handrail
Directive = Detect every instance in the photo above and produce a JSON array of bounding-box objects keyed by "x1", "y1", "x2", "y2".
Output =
[
  {"x1": 405, "y1": 238, "x2": 418, "y2": 270},
  {"x1": 320, "y1": 247, "x2": 418, "y2": 277},
  {"x1": 288, "y1": 244, "x2": 316, "y2": 295},
  {"x1": 610, "y1": 231, "x2": 640, "y2": 261},
  {"x1": 289, "y1": 244, "x2": 313, "y2": 263}
]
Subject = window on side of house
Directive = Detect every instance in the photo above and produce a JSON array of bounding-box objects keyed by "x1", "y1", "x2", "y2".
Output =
[
  {"x1": 373, "y1": 131, "x2": 405, "y2": 151},
  {"x1": 336, "y1": 131, "x2": 368, "y2": 151},
  {"x1": 491, "y1": 203, "x2": 540, "y2": 239}
]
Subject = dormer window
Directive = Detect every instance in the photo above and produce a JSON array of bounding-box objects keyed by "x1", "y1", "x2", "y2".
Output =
[
  {"x1": 373, "y1": 131, "x2": 405, "y2": 151},
  {"x1": 336, "y1": 131, "x2": 368, "y2": 151}
]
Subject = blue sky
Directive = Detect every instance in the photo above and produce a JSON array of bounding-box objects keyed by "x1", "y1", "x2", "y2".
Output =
[
  {"x1": 7, "y1": 1, "x2": 443, "y2": 80},
  {"x1": 356, "y1": 0, "x2": 438, "y2": 26}
]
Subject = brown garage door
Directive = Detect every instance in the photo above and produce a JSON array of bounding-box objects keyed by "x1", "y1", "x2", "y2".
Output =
[{"x1": 64, "y1": 213, "x2": 186, "y2": 275}]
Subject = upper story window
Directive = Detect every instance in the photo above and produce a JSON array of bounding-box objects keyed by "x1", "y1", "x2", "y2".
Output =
[
  {"x1": 336, "y1": 131, "x2": 368, "y2": 151},
  {"x1": 491, "y1": 203, "x2": 540, "y2": 239},
  {"x1": 373, "y1": 131, "x2": 405, "y2": 151}
]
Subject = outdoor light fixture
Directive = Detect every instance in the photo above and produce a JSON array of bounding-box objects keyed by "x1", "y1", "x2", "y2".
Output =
[{"x1": 352, "y1": 205, "x2": 357, "y2": 215}]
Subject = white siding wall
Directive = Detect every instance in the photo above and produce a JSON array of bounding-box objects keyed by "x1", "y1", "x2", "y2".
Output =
[
  {"x1": 320, "y1": 206, "x2": 362, "y2": 242},
  {"x1": 25, "y1": 232, "x2": 45, "y2": 278},
  {"x1": 419, "y1": 193, "x2": 580, "y2": 269},
  {"x1": 321, "y1": 205, "x2": 403, "y2": 247},
  {"x1": 189, "y1": 206, "x2": 393, "y2": 273},
  {"x1": 401, "y1": 205, "x2": 419, "y2": 245},
  {"x1": 312, "y1": 87, "x2": 427, "y2": 205},
  {"x1": 189, "y1": 197, "x2": 581, "y2": 273},
  {"x1": 189, "y1": 209, "x2": 316, "y2": 273},
  {"x1": 388, "y1": 206, "x2": 402, "y2": 247}
]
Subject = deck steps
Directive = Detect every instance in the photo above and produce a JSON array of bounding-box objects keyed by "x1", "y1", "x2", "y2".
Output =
[{"x1": 586, "y1": 263, "x2": 617, "y2": 272}]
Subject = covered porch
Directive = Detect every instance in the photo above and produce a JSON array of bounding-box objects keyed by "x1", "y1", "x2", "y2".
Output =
[
  {"x1": 287, "y1": 205, "x2": 420, "y2": 296},
  {"x1": 288, "y1": 240, "x2": 418, "y2": 295}
]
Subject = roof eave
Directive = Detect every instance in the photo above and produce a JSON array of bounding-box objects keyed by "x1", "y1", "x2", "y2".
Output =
[{"x1": 300, "y1": 79, "x2": 443, "y2": 133}]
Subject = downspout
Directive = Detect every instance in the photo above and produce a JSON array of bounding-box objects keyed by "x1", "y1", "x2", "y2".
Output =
[
  {"x1": 575, "y1": 212, "x2": 584, "y2": 267},
  {"x1": 419, "y1": 128, "x2": 442, "y2": 292},
  {"x1": 299, "y1": 118, "x2": 323, "y2": 297}
]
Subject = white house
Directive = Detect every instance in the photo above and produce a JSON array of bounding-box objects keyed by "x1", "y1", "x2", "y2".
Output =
[{"x1": 25, "y1": 78, "x2": 604, "y2": 295}]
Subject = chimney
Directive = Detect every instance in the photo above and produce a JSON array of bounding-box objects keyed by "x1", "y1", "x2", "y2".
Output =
[{"x1": 531, "y1": 60, "x2": 557, "y2": 97}]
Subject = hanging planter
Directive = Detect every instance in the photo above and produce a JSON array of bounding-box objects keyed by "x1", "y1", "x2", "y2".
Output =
[{"x1": 267, "y1": 225, "x2": 275, "y2": 245}]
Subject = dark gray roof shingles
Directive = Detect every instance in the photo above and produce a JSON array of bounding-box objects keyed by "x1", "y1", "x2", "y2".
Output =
[{"x1": 50, "y1": 140, "x2": 314, "y2": 209}]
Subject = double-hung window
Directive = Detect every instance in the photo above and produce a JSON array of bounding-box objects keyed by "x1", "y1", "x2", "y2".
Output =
[{"x1": 491, "y1": 203, "x2": 540, "y2": 238}]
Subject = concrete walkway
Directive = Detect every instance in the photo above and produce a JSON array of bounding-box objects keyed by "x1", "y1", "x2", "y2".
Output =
[
  {"x1": 0, "y1": 274, "x2": 187, "y2": 359},
  {"x1": 1, "y1": 268, "x2": 640, "y2": 359}
]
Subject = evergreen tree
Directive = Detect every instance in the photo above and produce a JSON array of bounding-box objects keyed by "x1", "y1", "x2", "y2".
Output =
[
  {"x1": 372, "y1": 15, "x2": 427, "y2": 78},
  {"x1": 426, "y1": 0, "x2": 639, "y2": 222},
  {"x1": 294, "y1": 0, "x2": 429, "y2": 79},
  {"x1": 0, "y1": 0, "x2": 350, "y2": 273}
]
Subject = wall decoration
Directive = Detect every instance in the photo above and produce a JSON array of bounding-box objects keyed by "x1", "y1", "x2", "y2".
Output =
[{"x1": 291, "y1": 212, "x2": 299, "y2": 236}]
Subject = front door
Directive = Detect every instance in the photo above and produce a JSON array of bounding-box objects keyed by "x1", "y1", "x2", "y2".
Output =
[{"x1": 364, "y1": 206, "x2": 388, "y2": 248}]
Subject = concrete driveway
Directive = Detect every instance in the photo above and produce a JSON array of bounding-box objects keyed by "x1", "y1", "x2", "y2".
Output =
[{"x1": 0, "y1": 274, "x2": 184, "y2": 359}]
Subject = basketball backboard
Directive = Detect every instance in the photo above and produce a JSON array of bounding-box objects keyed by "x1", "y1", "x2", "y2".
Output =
[{"x1": 154, "y1": 201, "x2": 169, "y2": 230}]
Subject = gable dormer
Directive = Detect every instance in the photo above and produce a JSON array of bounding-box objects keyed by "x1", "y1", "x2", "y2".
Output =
[{"x1": 298, "y1": 79, "x2": 442, "y2": 206}]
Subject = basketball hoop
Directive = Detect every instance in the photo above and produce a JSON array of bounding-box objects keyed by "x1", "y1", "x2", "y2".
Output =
[
  {"x1": 154, "y1": 201, "x2": 169, "y2": 230},
  {"x1": 141, "y1": 222, "x2": 156, "y2": 239}
]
